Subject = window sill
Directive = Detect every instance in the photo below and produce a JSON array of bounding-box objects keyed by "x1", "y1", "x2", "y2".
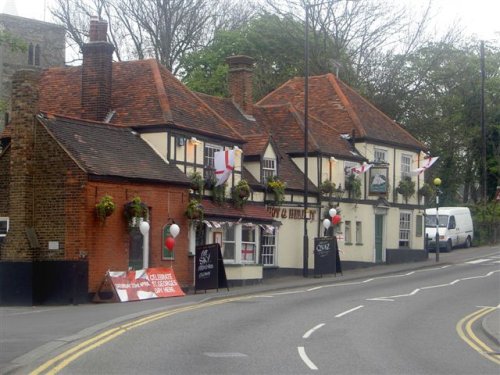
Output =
[{"x1": 355, "y1": 243, "x2": 363, "y2": 246}]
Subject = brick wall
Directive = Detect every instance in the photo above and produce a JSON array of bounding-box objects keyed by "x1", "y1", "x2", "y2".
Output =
[
  {"x1": 0, "y1": 145, "x2": 10, "y2": 216},
  {"x1": 226, "y1": 55, "x2": 254, "y2": 115}
]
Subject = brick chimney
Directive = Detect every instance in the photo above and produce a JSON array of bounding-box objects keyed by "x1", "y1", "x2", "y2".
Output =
[
  {"x1": 81, "y1": 18, "x2": 115, "y2": 121},
  {"x1": 2, "y1": 69, "x2": 40, "y2": 260},
  {"x1": 226, "y1": 55, "x2": 254, "y2": 115}
]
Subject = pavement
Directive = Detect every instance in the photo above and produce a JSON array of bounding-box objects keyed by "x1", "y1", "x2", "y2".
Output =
[{"x1": 1, "y1": 246, "x2": 499, "y2": 374}]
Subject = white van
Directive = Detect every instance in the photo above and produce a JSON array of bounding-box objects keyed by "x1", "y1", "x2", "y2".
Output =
[{"x1": 425, "y1": 207, "x2": 474, "y2": 251}]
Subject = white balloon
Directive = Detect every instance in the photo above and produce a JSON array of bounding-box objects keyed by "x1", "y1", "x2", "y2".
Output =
[
  {"x1": 328, "y1": 208, "x2": 337, "y2": 217},
  {"x1": 170, "y1": 223, "x2": 180, "y2": 238},
  {"x1": 139, "y1": 220, "x2": 150, "y2": 235},
  {"x1": 323, "y1": 218, "x2": 331, "y2": 230}
]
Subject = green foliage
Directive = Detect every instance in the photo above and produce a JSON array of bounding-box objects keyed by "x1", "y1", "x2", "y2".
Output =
[
  {"x1": 185, "y1": 199, "x2": 204, "y2": 221},
  {"x1": 267, "y1": 176, "x2": 286, "y2": 205},
  {"x1": 0, "y1": 30, "x2": 27, "y2": 52},
  {"x1": 397, "y1": 177, "x2": 416, "y2": 203},
  {"x1": 470, "y1": 201, "x2": 500, "y2": 245},
  {"x1": 124, "y1": 196, "x2": 148, "y2": 225},
  {"x1": 232, "y1": 179, "x2": 251, "y2": 208},
  {"x1": 212, "y1": 183, "x2": 226, "y2": 205},
  {"x1": 345, "y1": 175, "x2": 361, "y2": 199},
  {"x1": 95, "y1": 195, "x2": 115, "y2": 223}
]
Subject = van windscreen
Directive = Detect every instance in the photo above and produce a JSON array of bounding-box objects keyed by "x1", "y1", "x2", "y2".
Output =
[{"x1": 425, "y1": 215, "x2": 448, "y2": 227}]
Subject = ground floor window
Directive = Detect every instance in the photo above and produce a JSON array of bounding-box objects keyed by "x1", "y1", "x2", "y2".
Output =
[
  {"x1": 261, "y1": 227, "x2": 276, "y2": 266},
  {"x1": 355, "y1": 221, "x2": 363, "y2": 244},
  {"x1": 222, "y1": 223, "x2": 236, "y2": 261},
  {"x1": 399, "y1": 212, "x2": 411, "y2": 247},
  {"x1": 241, "y1": 225, "x2": 257, "y2": 263},
  {"x1": 0, "y1": 217, "x2": 8, "y2": 247}
]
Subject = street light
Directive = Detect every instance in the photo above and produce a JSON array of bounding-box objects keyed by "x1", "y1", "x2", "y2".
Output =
[
  {"x1": 433, "y1": 177, "x2": 442, "y2": 262},
  {"x1": 303, "y1": 3, "x2": 311, "y2": 278}
]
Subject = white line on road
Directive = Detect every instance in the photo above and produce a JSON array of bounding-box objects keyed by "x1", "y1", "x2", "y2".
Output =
[
  {"x1": 466, "y1": 259, "x2": 491, "y2": 264},
  {"x1": 298, "y1": 346, "x2": 318, "y2": 370},
  {"x1": 303, "y1": 323, "x2": 325, "y2": 339},
  {"x1": 335, "y1": 305, "x2": 364, "y2": 318}
]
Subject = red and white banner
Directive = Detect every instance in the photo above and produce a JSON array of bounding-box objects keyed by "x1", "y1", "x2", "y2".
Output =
[
  {"x1": 412, "y1": 156, "x2": 439, "y2": 176},
  {"x1": 106, "y1": 268, "x2": 185, "y2": 302},
  {"x1": 351, "y1": 162, "x2": 373, "y2": 174},
  {"x1": 214, "y1": 150, "x2": 235, "y2": 186}
]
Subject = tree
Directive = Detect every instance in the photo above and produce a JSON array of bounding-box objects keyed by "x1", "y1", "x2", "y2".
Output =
[{"x1": 50, "y1": 0, "x2": 258, "y2": 73}]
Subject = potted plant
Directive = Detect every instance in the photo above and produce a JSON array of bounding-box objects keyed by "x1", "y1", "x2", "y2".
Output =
[
  {"x1": 267, "y1": 176, "x2": 286, "y2": 205},
  {"x1": 95, "y1": 195, "x2": 115, "y2": 223},
  {"x1": 185, "y1": 199, "x2": 204, "y2": 221},
  {"x1": 124, "y1": 196, "x2": 148, "y2": 228},
  {"x1": 212, "y1": 183, "x2": 226, "y2": 205},
  {"x1": 188, "y1": 171, "x2": 204, "y2": 193},
  {"x1": 397, "y1": 176, "x2": 416, "y2": 204},
  {"x1": 345, "y1": 174, "x2": 361, "y2": 199},
  {"x1": 418, "y1": 182, "x2": 434, "y2": 204},
  {"x1": 232, "y1": 179, "x2": 251, "y2": 208}
]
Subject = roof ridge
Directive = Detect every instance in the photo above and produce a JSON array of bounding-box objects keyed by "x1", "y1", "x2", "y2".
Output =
[
  {"x1": 325, "y1": 73, "x2": 366, "y2": 138},
  {"x1": 336, "y1": 79, "x2": 426, "y2": 150},
  {"x1": 149, "y1": 60, "x2": 174, "y2": 123}
]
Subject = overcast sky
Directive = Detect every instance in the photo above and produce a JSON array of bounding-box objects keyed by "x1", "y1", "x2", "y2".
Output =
[{"x1": 2, "y1": 0, "x2": 499, "y2": 42}]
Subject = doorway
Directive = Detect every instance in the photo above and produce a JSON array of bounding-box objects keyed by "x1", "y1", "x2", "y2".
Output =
[{"x1": 375, "y1": 214, "x2": 384, "y2": 262}]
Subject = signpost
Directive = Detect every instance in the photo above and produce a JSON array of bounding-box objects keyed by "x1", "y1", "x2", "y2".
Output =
[
  {"x1": 313, "y1": 236, "x2": 342, "y2": 277},
  {"x1": 195, "y1": 243, "x2": 228, "y2": 293}
]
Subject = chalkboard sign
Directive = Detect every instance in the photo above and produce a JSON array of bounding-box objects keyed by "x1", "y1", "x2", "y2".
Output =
[
  {"x1": 195, "y1": 243, "x2": 228, "y2": 292},
  {"x1": 314, "y1": 237, "x2": 342, "y2": 277}
]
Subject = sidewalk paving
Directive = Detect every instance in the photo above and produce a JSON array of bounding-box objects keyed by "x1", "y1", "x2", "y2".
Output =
[{"x1": 1, "y1": 246, "x2": 499, "y2": 374}]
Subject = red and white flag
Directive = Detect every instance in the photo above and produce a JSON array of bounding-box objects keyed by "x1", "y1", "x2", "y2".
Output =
[
  {"x1": 351, "y1": 162, "x2": 373, "y2": 174},
  {"x1": 214, "y1": 150, "x2": 235, "y2": 186},
  {"x1": 412, "y1": 156, "x2": 439, "y2": 176}
]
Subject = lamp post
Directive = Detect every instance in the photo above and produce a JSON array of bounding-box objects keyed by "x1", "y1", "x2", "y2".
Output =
[
  {"x1": 433, "y1": 177, "x2": 442, "y2": 262},
  {"x1": 303, "y1": 3, "x2": 311, "y2": 278}
]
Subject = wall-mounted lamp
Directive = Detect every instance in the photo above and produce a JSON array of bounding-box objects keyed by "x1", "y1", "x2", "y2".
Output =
[
  {"x1": 330, "y1": 156, "x2": 337, "y2": 163},
  {"x1": 189, "y1": 137, "x2": 202, "y2": 146},
  {"x1": 234, "y1": 146, "x2": 243, "y2": 154}
]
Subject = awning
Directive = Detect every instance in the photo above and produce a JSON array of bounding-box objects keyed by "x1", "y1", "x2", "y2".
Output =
[{"x1": 200, "y1": 199, "x2": 276, "y2": 224}]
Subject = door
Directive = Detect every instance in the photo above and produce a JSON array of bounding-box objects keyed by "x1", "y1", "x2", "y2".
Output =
[
  {"x1": 375, "y1": 214, "x2": 384, "y2": 262},
  {"x1": 129, "y1": 228, "x2": 143, "y2": 270}
]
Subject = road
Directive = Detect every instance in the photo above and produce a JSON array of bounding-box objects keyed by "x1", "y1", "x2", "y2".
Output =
[{"x1": 22, "y1": 248, "x2": 499, "y2": 375}]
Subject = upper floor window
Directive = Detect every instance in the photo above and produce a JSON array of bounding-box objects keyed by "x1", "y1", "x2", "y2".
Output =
[
  {"x1": 204, "y1": 143, "x2": 222, "y2": 181},
  {"x1": 401, "y1": 154, "x2": 412, "y2": 178},
  {"x1": 34, "y1": 44, "x2": 41, "y2": 66},
  {"x1": 28, "y1": 43, "x2": 34, "y2": 65},
  {"x1": 374, "y1": 148, "x2": 387, "y2": 163},
  {"x1": 262, "y1": 158, "x2": 276, "y2": 183},
  {"x1": 28, "y1": 44, "x2": 41, "y2": 66}
]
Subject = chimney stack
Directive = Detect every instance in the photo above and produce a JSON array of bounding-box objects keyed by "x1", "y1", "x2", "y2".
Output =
[
  {"x1": 81, "y1": 18, "x2": 115, "y2": 121},
  {"x1": 226, "y1": 55, "x2": 254, "y2": 115}
]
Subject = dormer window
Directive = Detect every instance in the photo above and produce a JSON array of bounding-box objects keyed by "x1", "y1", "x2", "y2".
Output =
[{"x1": 262, "y1": 158, "x2": 276, "y2": 183}]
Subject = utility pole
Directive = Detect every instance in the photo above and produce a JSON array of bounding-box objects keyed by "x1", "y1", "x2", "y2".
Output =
[{"x1": 480, "y1": 41, "x2": 486, "y2": 201}]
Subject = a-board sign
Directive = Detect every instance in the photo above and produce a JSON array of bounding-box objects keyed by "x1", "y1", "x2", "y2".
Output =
[
  {"x1": 195, "y1": 243, "x2": 228, "y2": 292},
  {"x1": 314, "y1": 236, "x2": 342, "y2": 277}
]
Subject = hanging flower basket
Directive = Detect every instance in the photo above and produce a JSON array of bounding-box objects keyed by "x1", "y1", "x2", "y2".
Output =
[
  {"x1": 95, "y1": 195, "x2": 116, "y2": 223},
  {"x1": 232, "y1": 179, "x2": 251, "y2": 208},
  {"x1": 185, "y1": 199, "x2": 204, "y2": 221},
  {"x1": 124, "y1": 196, "x2": 148, "y2": 228},
  {"x1": 267, "y1": 176, "x2": 286, "y2": 205}
]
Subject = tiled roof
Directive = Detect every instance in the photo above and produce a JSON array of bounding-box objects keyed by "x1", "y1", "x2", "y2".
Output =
[
  {"x1": 258, "y1": 73, "x2": 425, "y2": 151},
  {"x1": 37, "y1": 113, "x2": 190, "y2": 184},
  {"x1": 201, "y1": 199, "x2": 275, "y2": 223},
  {"x1": 38, "y1": 59, "x2": 244, "y2": 142}
]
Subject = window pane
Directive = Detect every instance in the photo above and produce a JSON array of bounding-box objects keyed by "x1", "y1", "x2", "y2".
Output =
[
  {"x1": 0, "y1": 220, "x2": 7, "y2": 235},
  {"x1": 345, "y1": 221, "x2": 351, "y2": 243},
  {"x1": 223, "y1": 225, "x2": 235, "y2": 261},
  {"x1": 356, "y1": 221, "x2": 362, "y2": 243},
  {"x1": 261, "y1": 228, "x2": 276, "y2": 266},
  {"x1": 399, "y1": 212, "x2": 411, "y2": 247}
]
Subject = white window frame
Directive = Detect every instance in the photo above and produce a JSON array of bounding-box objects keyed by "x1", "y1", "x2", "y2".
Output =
[
  {"x1": 399, "y1": 211, "x2": 412, "y2": 248},
  {"x1": 241, "y1": 224, "x2": 257, "y2": 264},
  {"x1": 401, "y1": 154, "x2": 412, "y2": 178},
  {"x1": 204, "y1": 143, "x2": 223, "y2": 169},
  {"x1": 262, "y1": 158, "x2": 276, "y2": 183},
  {"x1": 261, "y1": 227, "x2": 277, "y2": 266},
  {"x1": 374, "y1": 148, "x2": 387, "y2": 163},
  {"x1": 355, "y1": 221, "x2": 363, "y2": 244},
  {"x1": 222, "y1": 223, "x2": 236, "y2": 262},
  {"x1": 0, "y1": 217, "x2": 9, "y2": 246},
  {"x1": 344, "y1": 221, "x2": 352, "y2": 244}
]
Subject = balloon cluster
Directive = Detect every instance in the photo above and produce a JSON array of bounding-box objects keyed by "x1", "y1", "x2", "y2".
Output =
[
  {"x1": 322, "y1": 208, "x2": 342, "y2": 230},
  {"x1": 165, "y1": 223, "x2": 180, "y2": 250}
]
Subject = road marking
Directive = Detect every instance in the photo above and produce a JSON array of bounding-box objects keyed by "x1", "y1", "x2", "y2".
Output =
[
  {"x1": 303, "y1": 324, "x2": 325, "y2": 339},
  {"x1": 368, "y1": 270, "x2": 500, "y2": 302},
  {"x1": 466, "y1": 259, "x2": 492, "y2": 264},
  {"x1": 456, "y1": 307, "x2": 500, "y2": 365},
  {"x1": 335, "y1": 305, "x2": 364, "y2": 318},
  {"x1": 298, "y1": 346, "x2": 318, "y2": 370},
  {"x1": 204, "y1": 352, "x2": 247, "y2": 358}
]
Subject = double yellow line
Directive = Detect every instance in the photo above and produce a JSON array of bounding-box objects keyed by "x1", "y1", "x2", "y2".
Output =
[
  {"x1": 30, "y1": 296, "x2": 249, "y2": 375},
  {"x1": 456, "y1": 307, "x2": 500, "y2": 365}
]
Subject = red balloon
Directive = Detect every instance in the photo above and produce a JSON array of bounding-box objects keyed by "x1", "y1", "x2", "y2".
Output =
[
  {"x1": 332, "y1": 215, "x2": 341, "y2": 225},
  {"x1": 165, "y1": 236, "x2": 175, "y2": 250}
]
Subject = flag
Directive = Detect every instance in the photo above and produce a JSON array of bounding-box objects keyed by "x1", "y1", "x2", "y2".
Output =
[
  {"x1": 351, "y1": 162, "x2": 373, "y2": 174},
  {"x1": 214, "y1": 150, "x2": 235, "y2": 186},
  {"x1": 411, "y1": 156, "x2": 439, "y2": 176}
]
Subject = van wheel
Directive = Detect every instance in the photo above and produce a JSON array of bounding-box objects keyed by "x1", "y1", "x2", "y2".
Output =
[
  {"x1": 464, "y1": 236, "x2": 471, "y2": 248},
  {"x1": 445, "y1": 239, "x2": 453, "y2": 252}
]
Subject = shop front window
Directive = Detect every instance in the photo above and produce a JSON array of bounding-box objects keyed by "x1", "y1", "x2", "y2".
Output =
[
  {"x1": 261, "y1": 227, "x2": 276, "y2": 266},
  {"x1": 241, "y1": 225, "x2": 256, "y2": 263},
  {"x1": 222, "y1": 224, "x2": 235, "y2": 261}
]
